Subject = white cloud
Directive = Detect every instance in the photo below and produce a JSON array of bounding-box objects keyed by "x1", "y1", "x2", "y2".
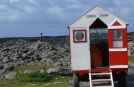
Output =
[
  {"x1": 65, "y1": 0, "x2": 82, "y2": 9},
  {"x1": 46, "y1": 6, "x2": 65, "y2": 19},
  {"x1": 24, "y1": 5, "x2": 36, "y2": 13},
  {"x1": 65, "y1": 0, "x2": 78, "y2": 3},
  {"x1": 0, "y1": 4, "x2": 36, "y2": 22},
  {"x1": 0, "y1": 5, "x2": 7, "y2": 9},
  {"x1": 0, "y1": 9, "x2": 21, "y2": 22},
  {"x1": 113, "y1": 0, "x2": 124, "y2": 5},
  {"x1": 29, "y1": 0, "x2": 38, "y2": 5},
  {"x1": 10, "y1": 0, "x2": 19, "y2": 3},
  {"x1": 119, "y1": 7, "x2": 131, "y2": 16},
  {"x1": 67, "y1": 4, "x2": 81, "y2": 9}
]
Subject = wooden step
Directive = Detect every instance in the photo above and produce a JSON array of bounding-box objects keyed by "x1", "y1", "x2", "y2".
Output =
[
  {"x1": 92, "y1": 79, "x2": 111, "y2": 81},
  {"x1": 93, "y1": 86, "x2": 112, "y2": 87},
  {"x1": 91, "y1": 72, "x2": 110, "y2": 75},
  {"x1": 89, "y1": 70, "x2": 114, "y2": 87},
  {"x1": 91, "y1": 68, "x2": 110, "y2": 73}
]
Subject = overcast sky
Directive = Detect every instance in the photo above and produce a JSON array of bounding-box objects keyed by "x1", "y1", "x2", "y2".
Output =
[{"x1": 0, "y1": 0, "x2": 133, "y2": 37}]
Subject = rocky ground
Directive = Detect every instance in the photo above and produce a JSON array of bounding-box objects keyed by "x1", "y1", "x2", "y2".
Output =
[
  {"x1": 128, "y1": 41, "x2": 134, "y2": 55},
  {"x1": 0, "y1": 36, "x2": 71, "y2": 79},
  {"x1": 0, "y1": 33, "x2": 134, "y2": 81}
]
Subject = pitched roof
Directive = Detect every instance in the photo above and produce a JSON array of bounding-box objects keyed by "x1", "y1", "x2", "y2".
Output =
[{"x1": 67, "y1": 5, "x2": 128, "y2": 28}]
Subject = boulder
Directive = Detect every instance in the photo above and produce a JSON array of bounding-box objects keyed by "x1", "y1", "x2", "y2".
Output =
[
  {"x1": 46, "y1": 68, "x2": 61, "y2": 74},
  {"x1": 46, "y1": 68, "x2": 71, "y2": 76},
  {"x1": 22, "y1": 54, "x2": 28, "y2": 58},
  {"x1": 41, "y1": 58, "x2": 47, "y2": 63},
  {"x1": 3, "y1": 57, "x2": 9, "y2": 63},
  {"x1": 55, "y1": 62, "x2": 62, "y2": 67},
  {"x1": 24, "y1": 70, "x2": 36, "y2": 74},
  {"x1": 5, "y1": 72, "x2": 18, "y2": 79},
  {"x1": 4, "y1": 63, "x2": 15, "y2": 70},
  {"x1": 44, "y1": 58, "x2": 54, "y2": 66},
  {"x1": 0, "y1": 69, "x2": 6, "y2": 78},
  {"x1": 0, "y1": 64, "x2": 3, "y2": 69},
  {"x1": 57, "y1": 58, "x2": 64, "y2": 62},
  {"x1": 15, "y1": 61, "x2": 24, "y2": 66}
]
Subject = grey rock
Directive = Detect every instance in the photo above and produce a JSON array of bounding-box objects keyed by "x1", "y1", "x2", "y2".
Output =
[
  {"x1": 22, "y1": 54, "x2": 27, "y2": 58},
  {"x1": 21, "y1": 49, "x2": 29, "y2": 53},
  {"x1": 40, "y1": 52, "x2": 48, "y2": 58},
  {"x1": 4, "y1": 63, "x2": 15, "y2": 70},
  {"x1": 46, "y1": 68, "x2": 61, "y2": 74},
  {"x1": 5, "y1": 72, "x2": 18, "y2": 79},
  {"x1": 24, "y1": 59, "x2": 33, "y2": 63},
  {"x1": 41, "y1": 58, "x2": 47, "y2": 63},
  {"x1": 0, "y1": 64, "x2": 3, "y2": 69},
  {"x1": 0, "y1": 37, "x2": 71, "y2": 76},
  {"x1": 24, "y1": 70, "x2": 35, "y2": 74},
  {"x1": 0, "y1": 69, "x2": 6, "y2": 78},
  {"x1": 57, "y1": 58, "x2": 64, "y2": 62},
  {"x1": 55, "y1": 62, "x2": 62, "y2": 67},
  {"x1": 2, "y1": 48, "x2": 10, "y2": 51},
  {"x1": 14, "y1": 53, "x2": 21, "y2": 58},
  {"x1": 1, "y1": 53, "x2": 8, "y2": 57},
  {"x1": 39, "y1": 69, "x2": 45, "y2": 73},
  {"x1": 15, "y1": 61, "x2": 24, "y2": 66},
  {"x1": 45, "y1": 59, "x2": 54, "y2": 66},
  {"x1": 62, "y1": 62, "x2": 68, "y2": 67},
  {"x1": 3, "y1": 57, "x2": 9, "y2": 63},
  {"x1": 27, "y1": 50, "x2": 34, "y2": 55},
  {"x1": 46, "y1": 67, "x2": 71, "y2": 76},
  {"x1": 64, "y1": 56, "x2": 70, "y2": 62},
  {"x1": 49, "y1": 46, "x2": 58, "y2": 51},
  {"x1": 33, "y1": 56, "x2": 42, "y2": 61}
]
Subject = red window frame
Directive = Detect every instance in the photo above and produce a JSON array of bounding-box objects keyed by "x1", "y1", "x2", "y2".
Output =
[
  {"x1": 73, "y1": 29, "x2": 87, "y2": 43},
  {"x1": 112, "y1": 29, "x2": 123, "y2": 48}
]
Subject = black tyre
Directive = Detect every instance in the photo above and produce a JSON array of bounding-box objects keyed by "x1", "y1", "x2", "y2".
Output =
[
  {"x1": 118, "y1": 71, "x2": 127, "y2": 87},
  {"x1": 73, "y1": 73, "x2": 79, "y2": 87}
]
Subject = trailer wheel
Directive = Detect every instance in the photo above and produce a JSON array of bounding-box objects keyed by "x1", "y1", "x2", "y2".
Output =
[
  {"x1": 118, "y1": 71, "x2": 127, "y2": 87},
  {"x1": 73, "y1": 73, "x2": 79, "y2": 87}
]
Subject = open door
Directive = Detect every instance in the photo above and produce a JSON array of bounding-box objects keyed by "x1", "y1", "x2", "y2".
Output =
[{"x1": 89, "y1": 18, "x2": 109, "y2": 69}]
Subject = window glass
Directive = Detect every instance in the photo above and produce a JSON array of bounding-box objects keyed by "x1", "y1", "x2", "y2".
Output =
[
  {"x1": 75, "y1": 32, "x2": 84, "y2": 40},
  {"x1": 112, "y1": 30, "x2": 122, "y2": 39},
  {"x1": 90, "y1": 29, "x2": 108, "y2": 43},
  {"x1": 113, "y1": 41, "x2": 123, "y2": 47},
  {"x1": 112, "y1": 30, "x2": 123, "y2": 47}
]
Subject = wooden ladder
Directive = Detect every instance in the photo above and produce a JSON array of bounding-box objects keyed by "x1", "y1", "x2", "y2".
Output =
[{"x1": 89, "y1": 70, "x2": 114, "y2": 87}]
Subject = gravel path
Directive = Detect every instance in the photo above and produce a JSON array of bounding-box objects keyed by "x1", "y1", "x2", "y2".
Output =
[{"x1": 57, "y1": 40, "x2": 69, "y2": 50}]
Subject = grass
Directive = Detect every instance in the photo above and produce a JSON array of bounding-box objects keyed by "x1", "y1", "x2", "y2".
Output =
[
  {"x1": 7, "y1": 61, "x2": 56, "y2": 74},
  {"x1": 18, "y1": 72, "x2": 53, "y2": 82},
  {"x1": 3, "y1": 61, "x2": 73, "y2": 87},
  {"x1": 129, "y1": 56, "x2": 134, "y2": 63},
  {"x1": 0, "y1": 76, "x2": 72, "y2": 87}
]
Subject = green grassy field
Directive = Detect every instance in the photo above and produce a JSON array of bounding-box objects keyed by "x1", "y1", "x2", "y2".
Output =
[
  {"x1": 0, "y1": 76, "x2": 72, "y2": 87},
  {"x1": 2, "y1": 61, "x2": 73, "y2": 87},
  {"x1": 129, "y1": 56, "x2": 134, "y2": 63}
]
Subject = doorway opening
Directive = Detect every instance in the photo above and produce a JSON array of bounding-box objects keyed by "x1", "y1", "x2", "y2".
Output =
[{"x1": 89, "y1": 18, "x2": 109, "y2": 69}]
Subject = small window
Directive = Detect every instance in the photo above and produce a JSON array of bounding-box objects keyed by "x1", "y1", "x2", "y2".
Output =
[
  {"x1": 112, "y1": 30, "x2": 122, "y2": 40},
  {"x1": 90, "y1": 29, "x2": 108, "y2": 43},
  {"x1": 75, "y1": 32, "x2": 84, "y2": 40},
  {"x1": 112, "y1": 30, "x2": 123, "y2": 47},
  {"x1": 73, "y1": 30, "x2": 87, "y2": 42}
]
